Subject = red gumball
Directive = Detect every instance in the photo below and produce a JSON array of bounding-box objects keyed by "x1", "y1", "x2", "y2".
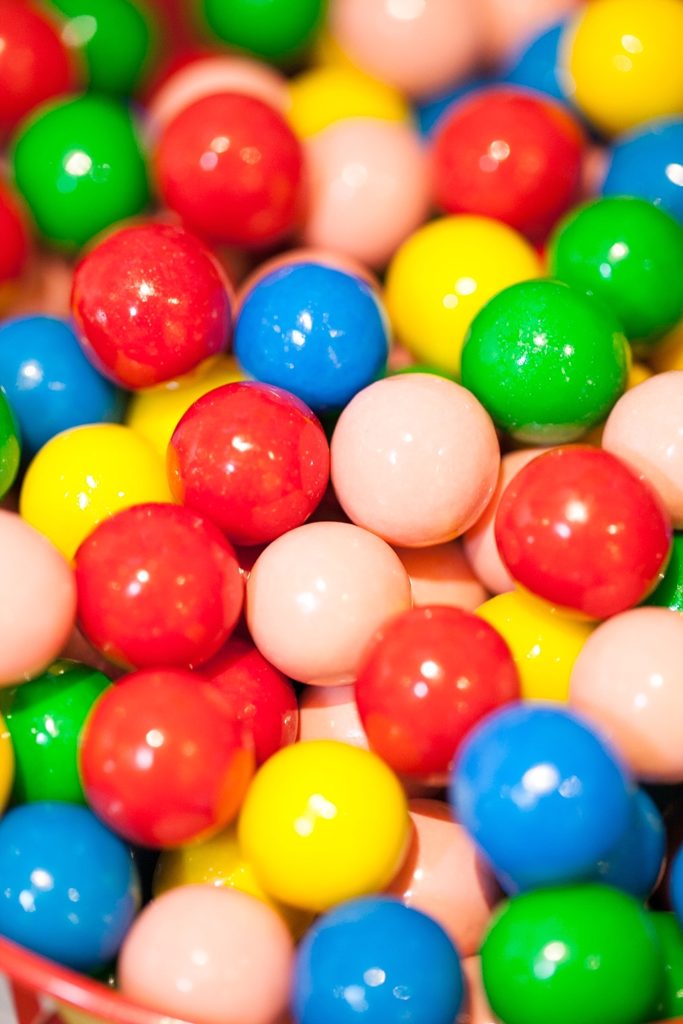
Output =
[
  {"x1": 153, "y1": 92, "x2": 305, "y2": 248},
  {"x1": 0, "y1": 180, "x2": 29, "y2": 290},
  {"x1": 355, "y1": 606, "x2": 520, "y2": 779},
  {"x1": 432, "y1": 86, "x2": 585, "y2": 241},
  {"x1": 495, "y1": 446, "x2": 672, "y2": 619},
  {"x1": 80, "y1": 668, "x2": 254, "y2": 847},
  {"x1": 71, "y1": 222, "x2": 232, "y2": 389},
  {"x1": 203, "y1": 638, "x2": 298, "y2": 764},
  {"x1": 75, "y1": 503, "x2": 244, "y2": 669},
  {"x1": 168, "y1": 381, "x2": 330, "y2": 546}
]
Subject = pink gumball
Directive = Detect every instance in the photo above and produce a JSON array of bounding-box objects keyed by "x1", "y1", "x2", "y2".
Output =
[
  {"x1": 329, "y1": 0, "x2": 482, "y2": 98},
  {"x1": 0, "y1": 511, "x2": 76, "y2": 685},
  {"x1": 118, "y1": 885, "x2": 293, "y2": 1024},
  {"x1": 602, "y1": 372, "x2": 683, "y2": 528},
  {"x1": 395, "y1": 542, "x2": 488, "y2": 610},
  {"x1": 480, "y1": 0, "x2": 582, "y2": 65},
  {"x1": 303, "y1": 118, "x2": 430, "y2": 269},
  {"x1": 298, "y1": 683, "x2": 369, "y2": 747},
  {"x1": 569, "y1": 607, "x2": 683, "y2": 783},
  {"x1": 459, "y1": 957, "x2": 498, "y2": 1024},
  {"x1": 246, "y1": 521, "x2": 412, "y2": 684},
  {"x1": 331, "y1": 374, "x2": 500, "y2": 548}
]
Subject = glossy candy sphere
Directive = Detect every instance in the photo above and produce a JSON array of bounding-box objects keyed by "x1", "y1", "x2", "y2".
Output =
[
  {"x1": 0, "y1": 802, "x2": 139, "y2": 971},
  {"x1": 395, "y1": 542, "x2": 487, "y2": 612},
  {"x1": 602, "y1": 118, "x2": 683, "y2": 224},
  {"x1": 71, "y1": 223, "x2": 232, "y2": 389},
  {"x1": 238, "y1": 740, "x2": 409, "y2": 911},
  {"x1": 203, "y1": 0, "x2": 325, "y2": 62},
  {"x1": 168, "y1": 382, "x2": 329, "y2": 546},
  {"x1": 494, "y1": 446, "x2": 672, "y2": 619},
  {"x1": 646, "y1": 531, "x2": 683, "y2": 612},
  {"x1": 355, "y1": 606, "x2": 520, "y2": 779},
  {"x1": 154, "y1": 93, "x2": 304, "y2": 248},
  {"x1": 292, "y1": 897, "x2": 464, "y2": 1024},
  {"x1": 235, "y1": 262, "x2": 389, "y2": 411},
  {"x1": 11, "y1": 95, "x2": 149, "y2": 250},
  {"x1": 591, "y1": 789, "x2": 665, "y2": 899},
  {"x1": 650, "y1": 912, "x2": 683, "y2": 1020},
  {"x1": 451, "y1": 704, "x2": 633, "y2": 892},
  {"x1": 481, "y1": 885, "x2": 663, "y2": 1024},
  {"x1": 287, "y1": 66, "x2": 410, "y2": 138},
  {"x1": 80, "y1": 668, "x2": 254, "y2": 847},
  {"x1": 298, "y1": 684, "x2": 368, "y2": 748},
  {"x1": 502, "y1": 20, "x2": 567, "y2": 104},
  {"x1": 0, "y1": 389, "x2": 20, "y2": 499},
  {"x1": 461, "y1": 280, "x2": 628, "y2": 443},
  {"x1": 0, "y1": 180, "x2": 30, "y2": 300}
]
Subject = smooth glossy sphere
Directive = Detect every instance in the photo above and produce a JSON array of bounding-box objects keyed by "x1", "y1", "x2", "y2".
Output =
[
  {"x1": 119, "y1": 886, "x2": 293, "y2": 1024},
  {"x1": 331, "y1": 375, "x2": 500, "y2": 547},
  {"x1": 494, "y1": 446, "x2": 672, "y2": 618},
  {"x1": 502, "y1": 20, "x2": 568, "y2": 104},
  {"x1": 154, "y1": 93, "x2": 304, "y2": 248},
  {"x1": 287, "y1": 66, "x2": 409, "y2": 138},
  {"x1": 235, "y1": 262, "x2": 389, "y2": 411},
  {"x1": 602, "y1": 118, "x2": 683, "y2": 224},
  {"x1": 451, "y1": 704, "x2": 633, "y2": 892},
  {"x1": 246, "y1": 522, "x2": 412, "y2": 685},
  {"x1": 385, "y1": 216, "x2": 542, "y2": 376},
  {"x1": 11, "y1": 95, "x2": 149, "y2": 250},
  {"x1": 0, "y1": 802, "x2": 139, "y2": 971},
  {"x1": 203, "y1": 0, "x2": 324, "y2": 62},
  {"x1": 646, "y1": 531, "x2": 683, "y2": 612},
  {"x1": 480, "y1": 0, "x2": 580, "y2": 65},
  {"x1": 549, "y1": 197, "x2": 683, "y2": 341},
  {"x1": 461, "y1": 280, "x2": 628, "y2": 443},
  {"x1": 651, "y1": 912, "x2": 683, "y2": 1021},
  {"x1": 71, "y1": 223, "x2": 232, "y2": 389},
  {"x1": 356, "y1": 606, "x2": 520, "y2": 779},
  {"x1": 0, "y1": 389, "x2": 20, "y2": 499},
  {"x1": 0, "y1": 180, "x2": 30, "y2": 296},
  {"x1": 298, "y1": 684, "x2": 368, "y2": 748},
  {"x1": 395, "y1": 542, "x2": 487, "y2": 612},
  {"x1": 20, "y1": 423, "x2": 172, "y2": 560},
  {"x1": 591, "y1": 789, "x2": 665, "y2": 899},
  {"x1": 80, "y1": 669, "x2": 254, "y2": 847},
  {"x1": 168, "y1": 382, "x2": 329, "y2": 546},
  {"x1": 481, "y1": 885, "x2": 663, "y2": 1024},
  {"x1": 238, "y1": 740, "x2": 409, "y2": 911},
  {"x1": 0, "y1": 316, "x2": 124, "y2": 455},
  {"x1": 2, "y1": 660, "x2": 110, "y2": 803}
]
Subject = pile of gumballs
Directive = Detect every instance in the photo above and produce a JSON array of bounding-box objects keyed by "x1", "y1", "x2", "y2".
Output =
[{"x1": 0, "y1": 0, "x2": 683, "y2": 1022}]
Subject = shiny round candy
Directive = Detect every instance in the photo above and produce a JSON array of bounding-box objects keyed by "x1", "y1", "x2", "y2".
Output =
[
  {"x1": 238, "y1": 740, "x2": 409, "y2": 911},
  {"x1": 650, "y1": 912, "x2": 683, "y2": 1020},
  {"x1": 385, "y1": 216, "x2": 542, "y2": 377},
  {"x1": 549, "y1": 197, "x2": 683, "y2": 342},
  {"x1": 451, "y1": 704, "x2": 633, "y2": 892},
  {"x1": 0, "y1": 180, "x2": 30, "y2": 297},
  {"x1": 0, "y1": 389, "x2": 20, "y2": 499},
  {"x1": 11, "y1": 95, "x2": 149, "y2": 250},
  {"x1": 0, "y1": 802, "x2": 139, "y2": 971},
  {"x1": 494, "y1": 446, "x2": 672, "y2": 619},
  {"x1": 203, "y1": 0, "x2": 324, "y2": 62},
  {"x1": 591, "y1": 789, "x2": 665, "y2": 899},
  {"x1": 461, "y1": 280, "x2": 628, "y2": 443},
  {"x1": 71, "y1": 223, "x2": 232, "y2": 389},
  {"x1": 481, "y1": 885, "x2": 663, "y2": 1024},
  {"x1": 168, "y1": 382, "x2": 329, "y2": 546},
  {"x1": 154, "y1": 93, "x2": 304, "y2": 248},
  {"x1": 646, "y1": 531, "x2": 683, "y2": 612},
  {"x1": 287, "y1": 66, "x2": 409, "y2": 138},
  {"x1": 602, "y1": 118, "x2": 683, "y2": 224},
  {"x1": 235, "y1": 261, "x2": 389, "y2": 411}
]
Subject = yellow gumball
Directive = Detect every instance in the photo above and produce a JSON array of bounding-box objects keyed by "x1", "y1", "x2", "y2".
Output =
[
  {"x1": 286, "y1": 66, "x2": 410, "y2": 138},
  {"x1": 477, "y1": 590, "x2": 594, "y2": 702},
  {"x1": 238, "y1": 740, "x2": 409, "y2": 913},
  {"x1": 385, "y1": 216, "x2": 542, "y2": 377},
  {"x1": 0, "y1": 713, "x2": 13, "y2": 813},
  {"x1": 564, "y1": 0, "x2": 683, "y2": 136},
  {"x1": 20, "y1": 424, "x2": 172, "y2": 560}
]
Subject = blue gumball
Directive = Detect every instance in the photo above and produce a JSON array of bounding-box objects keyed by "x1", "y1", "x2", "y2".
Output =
[
  {"x1": 0, "y1": 803, "x2": 140, "y2": 971},
  {"x1": 671, "y1": 846, "x2": 683, "y2": 929},
  {"x1": 414, "y1": 76, "x2": 492, "y2": 137},
  {"x1": 450, "y1": 704, "x2": 633, "y2": 893},
  {"x1": 0, "y1": 316, "x2": 125, "y2": 456},
  {"x1": 292, "y1": 896, "x2": 463, "y2": 1024},
  {"x1": 501, "y1": 21, "x2": 568, "y2": 106},
  {"x1": 601, "y1": 119, "x2": 683, "y2": 225},
  {"x1": 234, "y1": 261, "x2": 390, "y2": 412},
  {"x1": 591, "y1": 789, "x2": 665, "y2": 900}
]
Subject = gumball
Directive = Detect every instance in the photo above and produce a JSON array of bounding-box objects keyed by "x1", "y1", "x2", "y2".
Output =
[
  {"x1": 0, "y1": 316, "x2": 124, "y2": 455},
  {"x1": 591, "y1": 789, "x2": 665, "y2": 899},
  {"x1": 298, "y1": 684, "x2": 368, "y2": 748},
  {"x1": 246, "y1": 522, "x2": 412, "y2": 684},
  {"x1": 394, "y1": 542, "x2": 487, "y2": 612},
  {"x1": 646, "y1": 532, "x2": 683, "y2": 612},
  {"x1": 385, "y1": 216, "x2": 542, "y2": 376},
  {"x1": 414, "y1": 76, "x2": 491, "y2": 139},
  {"x1": 80, "y1": 668, "x2": 254, "y2": 847},
  {"x1": 0, "y1": 389, "x2": 20, "y2": 499},
  {"x1": 451, "y1": 704, "x2": 633, "y2": 892},
  {"x1": 11, "y1": 95, "x2": 149, "y2": 250},
  {"x1": 502, "y1": 20, "x2": 568, "y2": 105},
  {"x1": 494, "y1": 446, "x2": 672, "y2": 619},
  {"x1": 355, "y1": 606, "x2": 520, "y2": 779},
  {"x1": 203, "y1": 0, "x2": 325, "y2": 62},
  {"x1": 20, "y1": 424, "x2": 172, "y2": 560},
  {"x1": 563, "y1": 0, "x2": 683, "y2": 136},
  {"x1": 672, "y1": 847, "x2": 683, "y2": 928},
  {"x1": 331, "y1": 375, "x2": 499, "y2": 546},
  {"x1": 0, "y1": 180, "x2": 30, "y2": 301},
  {"x1": 480, "y1": 0, "x2": 580, "y2": 65},
  {"x1": 168, "y1": 382, "x2": 329, "y2": 546},
  {"x1": 287, "y1": 66, "x2": 409, "y2": 138},
  {"x1": 481, "y1": 885, "x2": 663, "y2": 1024},
  {"x1": 154, "y1": 93, "x2": 304, "y2": 248},
  {"x1": 549, "y1": 197, "x2": 683, "y2": 342},
  {"x1": 0, "y1": 803, "x2": 139, "y2": 971},
  {"x1": 235, "y1": 262, "x2": 389, "y2": 411},
  {"x1": 119, "y1": 886, "x2": 293, "y2": 1024},
  {"x1": 238, "y1": 740, "x2": 409, "y2": 911},
  {"x1": 0, "y1": 511, "x2": 76, "y2": 686},
  {"x1": 433, "y1": 87, "x2": 584, "y2": 241},
  {"x1": 461, "y1": 280, "x2": 628, "y2": 443},
  {"x1": 602, "y1": 118, "x2": 683, "y2": 224},
  {"x1": 292, "y1": 897, "x2": 463, "y2": 1024},
  {"x1": 1, "y1": 660, "x2": 110, "y2": 803},
  {"x1": 650, "y1": 912, "x2": 683, "y2": 1020}
]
